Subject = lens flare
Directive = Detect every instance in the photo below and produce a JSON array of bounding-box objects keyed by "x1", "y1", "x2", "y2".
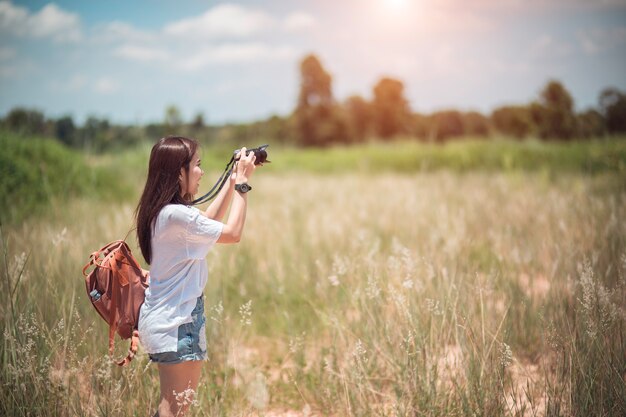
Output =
[{"x1": 386, "y1": 0, "x2": 409, "y2": 9}]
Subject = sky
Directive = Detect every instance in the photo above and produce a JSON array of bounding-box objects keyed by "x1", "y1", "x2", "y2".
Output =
[{"x1": 1, "y1": 0, "x2": 625, "y2": 125}]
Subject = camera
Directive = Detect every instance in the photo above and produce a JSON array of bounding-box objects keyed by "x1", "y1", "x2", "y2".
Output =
[{"x1": 234, "y1": 144, "x2": 269, "y2": 165}]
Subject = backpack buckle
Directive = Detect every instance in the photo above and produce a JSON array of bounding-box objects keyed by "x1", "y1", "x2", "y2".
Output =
[{"x1": 89, "y1": 289, "x2": 102, "y2": 301}]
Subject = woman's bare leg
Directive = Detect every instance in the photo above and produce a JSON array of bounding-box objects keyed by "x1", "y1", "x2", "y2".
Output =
[{"x1": 156, "y1": 361, "x2": 203, "y2": 417}]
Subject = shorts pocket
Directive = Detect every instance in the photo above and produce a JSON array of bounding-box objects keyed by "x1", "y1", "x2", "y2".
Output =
[{"x1": 176, "y1": 322, "x2": 194, "y2": 356}]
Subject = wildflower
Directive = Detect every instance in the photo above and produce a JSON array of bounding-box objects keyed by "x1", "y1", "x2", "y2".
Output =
[
  {"x1": 500, "y1": 342, "x2": 513, "y2": 368},
  {"x1": 210, "y1": 301, "x2": 224, "y2": 323},
  {"x1": 11, "y1": 251, "x2": 29, "y2": 283},
  {"x1": 323, "y1": 355, "x2": 334, "y2": 374},
  {"x1": 389, "y1": 286, "x2": 411, "y2": 321},
  {"x1": 366, "y1": 274, "x2": 381, "y2": 299},
  {"x1": 174, "y1": 387, "x2": 199, "y2": 408},
  {"x1": 546, "y1": 320, "x2": 562, "y2": 351},
  {"x1": 425, "y1": 298, "x2": 443, "y2": 316},
  {"x1": 289, "y1": 332, "x2": 305, "y2": 354},
  {"x1": 328, "y1": 275, "x2": 340, "y2": 286},
  {"x1": 404, "y1": 329, "x2": 415, "y2": 345},
  {"x1": 352, "y1": 339, "x2": 368, "y2": 364},
  {"x1": 52, "y1": 227, "x2": 67, "y2": 246},
  {"x1": 239, "y1": 300, "x2": 252, "y2": 326},
  {"x1": 331, "y1": 254, "x2": 349, "y2": 276},
  {"x1": 578, "y1": 260, "x2": 617, "y2": 338}
]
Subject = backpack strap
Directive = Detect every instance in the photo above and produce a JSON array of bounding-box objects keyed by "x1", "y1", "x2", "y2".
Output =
[
  {"x1": 116, "y1": 243, "x2": 142, "y2": 366},
  {"x1": 82, "y1": 240, "x2": 125, "y2": 276},
  {"x1": 109, "y1": 248, "x2": 142, "y2": 367},
  {"x1": 116, "y1": 330, "x2": 139, "y2": 367},
  {"x1": 108, "y1": 250, "x2": 120, "y2": 358}
]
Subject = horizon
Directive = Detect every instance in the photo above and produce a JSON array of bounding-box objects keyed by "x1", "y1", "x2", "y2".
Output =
[{"x1": 1, "y1": 0, "x2": 625, "y2": 125}]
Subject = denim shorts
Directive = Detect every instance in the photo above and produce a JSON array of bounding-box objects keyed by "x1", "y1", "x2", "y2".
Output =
[{"x1": 149, "y1": 296, "x2": 207, "y2": 364}]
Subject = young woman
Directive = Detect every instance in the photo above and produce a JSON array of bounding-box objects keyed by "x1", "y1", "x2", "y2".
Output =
[{"x1": 135, "y1": 136, "x2": 258, "y2": 417}]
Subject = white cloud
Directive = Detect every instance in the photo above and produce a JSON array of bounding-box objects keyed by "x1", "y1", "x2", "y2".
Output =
[
  {"x1": 177, "y1": 43, "x2": 297, "y2": 71},
  {"x1": 283, "y1": 12, "x2": 316, "y2": 32},
  {"x1": 31, "y1": 3, "x2": 81, "y2": 42},
  {"x1": 0, "y1": 1, "x2": 82, "y2": 43},
  {"x1": 0, "y1": 45, "x2": 15, "y2": 60},
  {"x1": 93, "y1": 77, "x2": 120, "y2": 94},
  {"x1": 0, "y1": 1, "x2": 28, "y2": 32},
  {"x1": 0, "y1": 65, "x2": 16, "y2": 78},
  {"x1": 115, "y1": 44, "x2": 169, "y2": 62},
  {"x1": 439, "y1": 0, "x2": 626, "y2": 12},
  {"x1": 83, "y1": 4, "x2": 310, "y2": 71},
  {"x1": 420, "y1": 8, "x2": 494, "y2": 34},
  {"x1": 47, "y1": 74, "x2": 87, "y2": 92},
  {"x1": 67, "y1": 74, "x2": 87, "y2": 90},
  {"x1": 529, "y1": 34, "x2": 574, "y2": 60},
  {"x1": 0, "y1": 56, "x2": 36, "y2": 79},
  {"x1": 486, "y1": 58, "x2": 530, "y2": 75},
  {"x1": 93, "y1": 21, "x2": 156, "y2": 43},
  {"x1": 578, "y1": 26, "x2": 626, "y2": 55},
  {"x1": 164, "y1": 3, "x2": 274, "y2": 39}
]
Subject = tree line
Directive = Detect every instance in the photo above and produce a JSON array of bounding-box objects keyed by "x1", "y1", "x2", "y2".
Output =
[
  {"x1": 293, "y1": 54, "x2": 626, "y2": 146},
  {"x1": 2, "y1": 54, "x2": 625, "y2": 150}
]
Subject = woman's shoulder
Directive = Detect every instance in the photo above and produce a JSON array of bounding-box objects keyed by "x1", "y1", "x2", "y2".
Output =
[{"x1": 158, "y1": 204, "x2": 199, "y2": 225}]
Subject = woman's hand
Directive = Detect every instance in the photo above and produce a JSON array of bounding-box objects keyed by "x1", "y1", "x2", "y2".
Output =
[{"x1": 234, "y1": 147, "x2": 257, "y2": 183}]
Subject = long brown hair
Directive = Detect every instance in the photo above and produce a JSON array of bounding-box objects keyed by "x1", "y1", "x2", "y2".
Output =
[{"x1": 135, "y1": 136, "x2": 198, "y2": 264}]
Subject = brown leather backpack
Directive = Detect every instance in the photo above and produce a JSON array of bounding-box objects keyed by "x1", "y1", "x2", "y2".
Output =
[{"x1": 82, "y1": 240, "x2": 149, "y2": 366}]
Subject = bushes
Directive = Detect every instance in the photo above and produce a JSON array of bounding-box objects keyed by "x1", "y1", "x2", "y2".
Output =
[
  {"x1": 0, "y1": 131, "x2": 132, "y2": 224},
  {"x1": 267, "y1": 137, "x2": 626, "y2": 175}
]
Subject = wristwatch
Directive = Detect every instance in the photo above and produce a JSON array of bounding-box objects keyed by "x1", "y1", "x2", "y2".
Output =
[{"x1": 235, "y1": 183, "x2": 252, "y2": 193}]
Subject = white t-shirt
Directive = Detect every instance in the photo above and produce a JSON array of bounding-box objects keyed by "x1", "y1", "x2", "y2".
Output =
[{"x1": 138, "y1": 204, "x2": 223, "y2": 354}]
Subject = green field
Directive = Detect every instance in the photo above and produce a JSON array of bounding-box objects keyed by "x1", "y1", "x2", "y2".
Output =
[{"x1": 1, "y1": 134, "x2": 625, "y2": 416}]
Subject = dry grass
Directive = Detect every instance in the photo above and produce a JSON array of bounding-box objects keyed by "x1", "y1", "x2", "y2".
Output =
[{"x1": 1, "y1": 171, "x2": 625, "y2": 416}]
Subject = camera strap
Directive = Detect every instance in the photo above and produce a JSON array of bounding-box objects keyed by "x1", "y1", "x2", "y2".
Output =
[
  {"x1": 191, "y1": 144, "x2": 267, "y2": 206},
  {"x1": 191, "y1": 155, "x2": 235, "y2": 206}
]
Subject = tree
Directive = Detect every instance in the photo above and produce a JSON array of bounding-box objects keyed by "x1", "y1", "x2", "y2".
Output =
[
  {"x1": 430, "y1": 110, "x2": 464, "y2": 142},
  {"x1": 5, "y1": 108, "x2": 46, "y2": 136},
  {"x1": 599, "y1": 88, "x2": 626, "y2": 133},
  {"x1": 463, "y1": 111, "x2": 490, "y2": 137},
  {"x1": 576, "y1": 109, "x2": 605, "y2": 139},
  {"x1": 371, "y1": 77, "x2": 410, "y2": 139},
  {"x1": 262, "y1": 115, "x2": 292, "y2": 144},
  {"x1": 298, "y1": 55, "x2": 333, "y2": 108},
  {"x1": 344, "y1": 95, "x2": 371, "y2": 143},
  {"x1": 164, "y1": 105, "x2": 182, "y2": 129},
  {"x1": 294, "y1": 54, "x2": 347, "y2": 146},
  {"x1": 82, "y1": 116, "x2": 111, "y2": 151},
  {"x1": 54, "y1": 116, "x2": 76, "y2": 147},
  {"x1": 145, "y1": 123, "x2": 166, "y2": 141},
  {"x1": 491, "y1": 106, "x2": 534, "y2": 139},
  {"x1": 531, "y1": 80, "x2": 577, "y2": 140},
  {"x1": 410, "y1": 113, "x2": 431, "y2": 140},
  {"x1": 191, "y1": 112, "x2": 205, "y2": 131}
]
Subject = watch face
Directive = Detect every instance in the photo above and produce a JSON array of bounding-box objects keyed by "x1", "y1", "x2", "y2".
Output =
[{"x1": 237, "y1": 183, "x2": 251, "y2": 193}]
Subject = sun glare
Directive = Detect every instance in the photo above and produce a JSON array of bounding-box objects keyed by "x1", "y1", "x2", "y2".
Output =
[{"x1": 386, "y1": 0, "x2": 409, "y2": 9}]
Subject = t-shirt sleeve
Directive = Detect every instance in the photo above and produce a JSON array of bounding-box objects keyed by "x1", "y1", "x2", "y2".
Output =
[{"x1": 185, "y1": 207, "x2": 223, "y2": 259}]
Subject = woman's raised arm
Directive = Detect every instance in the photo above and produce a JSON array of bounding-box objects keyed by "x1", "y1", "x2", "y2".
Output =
[{"x1": 214, "y1": 147, "x2": 257, "y2": 244}]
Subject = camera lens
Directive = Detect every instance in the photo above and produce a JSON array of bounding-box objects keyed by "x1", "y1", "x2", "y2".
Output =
[
  {"x1": 234, "y1": 145, "x2": 269, "y2": 165},
  {"x1": 253, "y1": 148, "x2": 267, "y2": 165}
]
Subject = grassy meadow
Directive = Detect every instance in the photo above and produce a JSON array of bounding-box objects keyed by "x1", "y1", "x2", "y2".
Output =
[{"x1": 1, "y1": 133, "x2": 625, "y2": 416}]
